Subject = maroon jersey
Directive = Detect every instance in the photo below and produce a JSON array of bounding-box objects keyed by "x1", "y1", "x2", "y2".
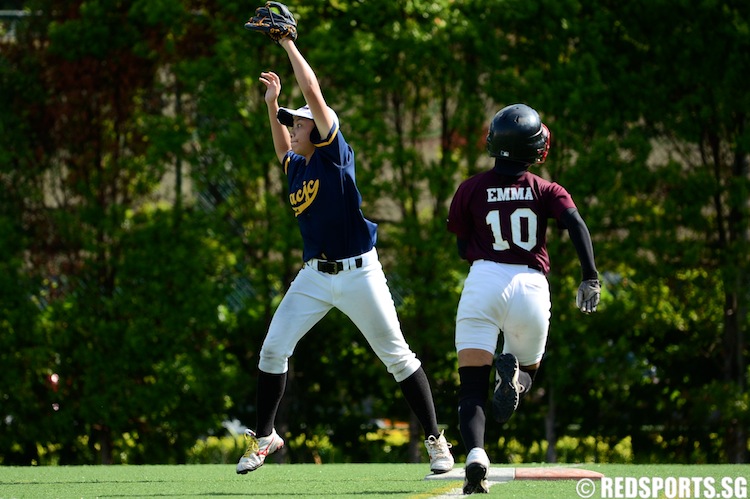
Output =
[{"x1": 447, "y1": 170, "x2": 576, "y2": 274}]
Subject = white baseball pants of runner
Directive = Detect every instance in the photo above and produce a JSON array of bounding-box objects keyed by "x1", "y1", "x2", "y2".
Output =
[
  {"x1": 455, "y1": 260, "x2": 551, "y2": 366},
  {"x1": 258, "y1": 247, "x2": 422, "y2": 382}
]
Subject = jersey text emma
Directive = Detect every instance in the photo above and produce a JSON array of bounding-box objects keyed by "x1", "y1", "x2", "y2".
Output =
[{"x1": 486, "y1": 186, "x2": 533, "y2": 202}]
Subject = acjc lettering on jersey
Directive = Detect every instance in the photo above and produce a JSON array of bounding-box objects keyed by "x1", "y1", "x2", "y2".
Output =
[{"x1": 290, "y1": 179, "x2": 319, "y2": 216}]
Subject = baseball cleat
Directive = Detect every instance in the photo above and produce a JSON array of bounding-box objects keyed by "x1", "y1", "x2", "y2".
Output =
[
  {"x1": 492, "y1": 353, "x2": 521, "y2": 424},
  {"x1": 463, "y1": 447, "x2": 490, "y2": 494},
  {"x1": 236, "y1": 429, "x2": 284, "y2": 474},
  {"x1": 424, "y1": 430, "x2": 454, "y2": 474}
]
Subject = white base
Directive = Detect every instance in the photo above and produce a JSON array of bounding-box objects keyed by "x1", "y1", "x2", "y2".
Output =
[{"x1": 425, "y1": 466, "x2": 515, "y2": 482}]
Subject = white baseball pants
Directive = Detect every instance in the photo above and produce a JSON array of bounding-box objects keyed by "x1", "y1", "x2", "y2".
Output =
[
  {"x1": 455, "y1": 260, "x2": 551, "y2": 366},
  {"x1": 258, "y1": 248, "x2": 422, "y2": 382}
]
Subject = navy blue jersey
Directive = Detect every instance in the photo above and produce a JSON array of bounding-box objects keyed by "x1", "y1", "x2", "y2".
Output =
[
  {"x1": 283, "y1": 120, "x2": 377, "y2": 261},
  {"x1": 447, "y1": 170, "x2": 576, "y2": 273}
]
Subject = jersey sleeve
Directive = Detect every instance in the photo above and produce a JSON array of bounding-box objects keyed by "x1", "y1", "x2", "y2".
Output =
[
  {"x1": 312, "y1": 121, "x2": 354, "y2": 170},
  {"x1": 545, "y1": 181, "x2": 577, "y2": 220},
  {"x1": 447, "y1": 182, "x2": 473, "y2": 240},
  {"x1": 282, "y1": 150, "x2": 306, "y2": 177}
]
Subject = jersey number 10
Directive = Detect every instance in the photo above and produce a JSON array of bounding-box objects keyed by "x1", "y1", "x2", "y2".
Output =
[{"x1": 485, "y1": 208, "x2": 537, "y2": 252}]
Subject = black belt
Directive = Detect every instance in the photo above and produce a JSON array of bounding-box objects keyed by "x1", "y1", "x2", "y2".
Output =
[{"x1": 316, "y1": 257, "x2": 363, "y2": 275}]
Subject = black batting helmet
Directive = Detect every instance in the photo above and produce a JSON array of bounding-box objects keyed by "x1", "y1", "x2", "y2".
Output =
[{"x1": 486, "y1": 104, "x2": 550, "y2": 166}]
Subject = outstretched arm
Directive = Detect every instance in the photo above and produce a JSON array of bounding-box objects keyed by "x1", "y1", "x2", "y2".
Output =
[
  {"x1": 560, "y1": 207, "x2": 598, "y2": 280},
  {"x1": 561, "y1": 207, "x2": 600, "y2": 313},
  {"x1": 259, "y1": 71, "x2": 291, "y2": 163},
  {"x1": 279, "y1": 39, "x2": 335, "y2": 136}
]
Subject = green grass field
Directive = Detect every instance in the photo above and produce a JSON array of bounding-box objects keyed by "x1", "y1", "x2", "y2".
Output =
[{"x1": 0, "y1": 463, "x2": 747, "y2": 498}]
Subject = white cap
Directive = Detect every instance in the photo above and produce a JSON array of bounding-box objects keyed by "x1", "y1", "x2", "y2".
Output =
[{"x1": 277, "y1": 105, "x2": 338, "y2": 127}]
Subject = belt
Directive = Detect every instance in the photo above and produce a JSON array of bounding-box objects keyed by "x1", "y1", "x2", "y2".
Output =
[{"x1": 308, "y1": 256, "x2": 364, "y2": 275}]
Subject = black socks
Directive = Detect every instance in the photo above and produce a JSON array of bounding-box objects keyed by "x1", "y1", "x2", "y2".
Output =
[
  {"x1": 458, "y1": 365, "x2": 492, "y2": 450},
  {"x1": 256, "y1": 370, "x2": 287, "y2": 436},
  {"x1": 399, "y1": 367, "x2": 440, "y2": 438}
]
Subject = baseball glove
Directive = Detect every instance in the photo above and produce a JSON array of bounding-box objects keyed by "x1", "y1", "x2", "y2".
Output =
[{"x1": 244, "y1": 2, "x2": 297, "y2": 44}]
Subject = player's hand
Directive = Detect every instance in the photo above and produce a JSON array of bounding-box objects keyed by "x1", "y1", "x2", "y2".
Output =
[
  {"x1": 576, "y1": 279, "x2": 600, "y2": 314},
  {"x1": 259, "y1": 71, "x2": 281, "y2": 104}
]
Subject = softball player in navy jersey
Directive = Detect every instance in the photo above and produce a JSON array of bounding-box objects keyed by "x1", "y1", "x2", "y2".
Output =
[
  {"x1": 447, "y1": 104, "x2": 600, "y2": 494},
  {"x1": 235, "y1": 37, "x2": 453, "y2": 475}
]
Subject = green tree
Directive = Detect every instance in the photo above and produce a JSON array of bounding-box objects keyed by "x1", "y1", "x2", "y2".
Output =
[{"x1": 1, "y1": 0, "x2": 243, "y2": 464}]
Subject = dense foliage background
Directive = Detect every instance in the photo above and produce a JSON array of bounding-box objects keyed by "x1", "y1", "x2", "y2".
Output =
[{"x1": 1, "y1": 0, "x2": 748, "y2": 465}]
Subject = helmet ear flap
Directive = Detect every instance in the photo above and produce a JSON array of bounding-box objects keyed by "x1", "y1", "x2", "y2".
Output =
[{"x1": 536, "y1": 123, "x2": 551, "y2": 164}]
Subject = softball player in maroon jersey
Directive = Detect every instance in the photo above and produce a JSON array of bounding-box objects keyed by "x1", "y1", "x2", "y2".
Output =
[
  {"x1": 235, "y1": 36, "x2": 453, "y2": 475},
  {"x1": 447, "y1": 104, "x2": 600, "y2": 494}
]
